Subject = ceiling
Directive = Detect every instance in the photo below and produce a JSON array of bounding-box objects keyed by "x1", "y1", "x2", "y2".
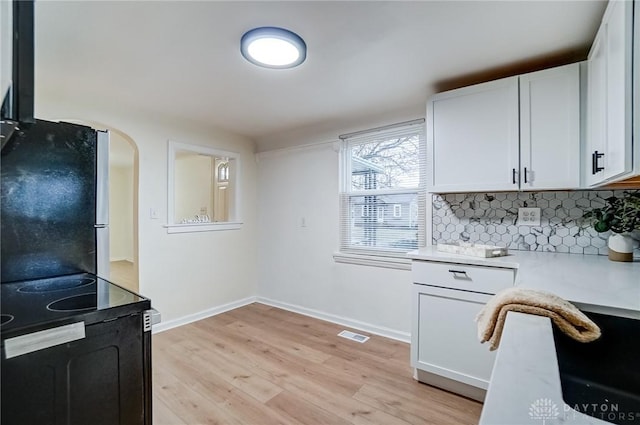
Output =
[{"x1": 34, "y1": 1, "x2": 607, "y2": 151}]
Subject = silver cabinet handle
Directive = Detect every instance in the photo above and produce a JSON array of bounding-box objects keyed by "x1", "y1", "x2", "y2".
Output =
[{"x1": 448, "y1": 269, "x2": 467, "y2": 275}]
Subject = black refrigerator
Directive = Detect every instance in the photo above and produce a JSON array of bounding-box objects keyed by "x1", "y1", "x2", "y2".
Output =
[
  {"x1": 0, "y1": 119, "x2": 152, "y2": 425},
  {"x1": 1, "y1": 119, "x2": 109, "y2": 282}
]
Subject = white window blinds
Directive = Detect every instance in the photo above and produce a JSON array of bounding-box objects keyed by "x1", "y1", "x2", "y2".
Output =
[{"x1": 339, "y1": 120, "x2": 426, "y2": 257}]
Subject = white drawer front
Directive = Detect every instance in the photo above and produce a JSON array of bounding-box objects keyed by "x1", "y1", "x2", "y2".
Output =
[{"x1": 412, "y1": 261, "x2": 514, "y2": 294}]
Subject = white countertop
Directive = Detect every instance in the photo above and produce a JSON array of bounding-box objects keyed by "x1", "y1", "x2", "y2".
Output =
[
  {"x1": 408, "y1": 247, "x2": 640, "y2": 425},
  {"x1": 408, "y1": 247, "x2": 640, "y2": 318},
  {"x1": 479, "y1": 312, "x2": 611, "y2": 425}
]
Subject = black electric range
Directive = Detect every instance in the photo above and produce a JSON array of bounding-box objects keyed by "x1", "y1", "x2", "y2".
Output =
[
  {"x1": 1, "y1": 273, "x2": 153, "y2": 425},
  {"x1": 1, "y1": 273, "x2": 150, "y2": 341}
]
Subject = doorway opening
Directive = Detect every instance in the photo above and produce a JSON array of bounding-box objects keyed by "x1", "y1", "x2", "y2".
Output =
[{"x1": 108, "y1": 129, "x2": 139, "y2": 293}]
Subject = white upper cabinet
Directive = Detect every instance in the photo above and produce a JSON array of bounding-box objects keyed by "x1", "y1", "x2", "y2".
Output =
[
  {"x1": 585, "y1": 0, "x2": 634, "y2": 186},
  {"x1": 427, "y1": 64, "x2": 580, "y2": 193},
  {"x1": 428, "y1": 77, "x2": 520, "y2": 193},
  {"x1": 520, "y1": 64, "x2": 581, "y2": 190}
]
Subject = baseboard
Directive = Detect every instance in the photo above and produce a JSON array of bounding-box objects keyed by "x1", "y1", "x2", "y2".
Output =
[
  {"x1": 256, "y1": 297, "x2": 410, "y2": 343},
  {"x1": 414, "y1": 369, "x2": 486, "y2": 402},
  {"x1": 110, "y1": 257, "x2": 134, "y2": 263},
  {"x1": 152, "y1": 296, "x2": 257, "y2": 334}
]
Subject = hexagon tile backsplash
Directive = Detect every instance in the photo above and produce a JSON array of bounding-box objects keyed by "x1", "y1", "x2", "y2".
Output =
[{"x1": 431, "y1": 190, "x2": 638, "y2": 256}]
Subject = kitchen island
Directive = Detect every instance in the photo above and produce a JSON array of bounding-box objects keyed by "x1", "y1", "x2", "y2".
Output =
[{"x1": 408, "y1": 247, "x2": 640, "y2": 424}]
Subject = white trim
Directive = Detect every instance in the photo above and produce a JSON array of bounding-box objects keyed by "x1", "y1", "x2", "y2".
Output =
[
  {"x1": 257, "y1": 297, "x2": 410, "y2": 343},
  {"x1": 426, "y1": 192, "x2": 434, "y2": 246},
  {"x1": 333, "y1": 251, "x2": 412, "y2": 270},
  {"x1": 164, "y1": 221, "x2": 243, "y2": 234},
  {"x1": 347, "y1": 187, "x2": 421, "y2": 197},
  {"x1": 109, "y1": 257, "x2": 134, "y2": 263},
  {"x1": 339, "y1": 118, "x2": 425, "y2": 140},
  {"x1": 151, "y1": 296, "x2": 257, "y2": 334}
]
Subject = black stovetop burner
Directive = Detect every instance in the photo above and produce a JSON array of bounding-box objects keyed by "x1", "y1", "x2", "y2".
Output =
[
  {"x1": 17, "y1": 276, "x2": 95, "y2": 293},
  {"x1": 1, "y1": 273, "x2": 149, "y2": 340}
]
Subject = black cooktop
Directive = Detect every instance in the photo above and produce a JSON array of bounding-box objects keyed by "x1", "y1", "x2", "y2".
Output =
[{"x1": 1, "y1": 273, "x2": 150, "y2": 340}]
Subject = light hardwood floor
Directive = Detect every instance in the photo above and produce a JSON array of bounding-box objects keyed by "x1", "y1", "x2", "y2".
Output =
[
  {"x1": 109, "y1": 260, "x2": 138, "y2": 293},
  {"x1": 152, "y1": 303, "x2": 482, "y2": 425}
]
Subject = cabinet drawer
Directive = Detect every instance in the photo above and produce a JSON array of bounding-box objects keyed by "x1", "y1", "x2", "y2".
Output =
[{"x1": 412, "y1": 261, "x2": 514, "y2": 294}]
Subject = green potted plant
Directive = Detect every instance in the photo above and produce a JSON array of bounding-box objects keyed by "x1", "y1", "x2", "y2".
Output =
[{"x1": 581, "y1": 191, "x2": 640, "y2": 262}]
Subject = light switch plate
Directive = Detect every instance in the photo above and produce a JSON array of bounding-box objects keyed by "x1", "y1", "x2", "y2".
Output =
[{"x1": 518, "y1": 207, "x2": 541, "y2": 226}]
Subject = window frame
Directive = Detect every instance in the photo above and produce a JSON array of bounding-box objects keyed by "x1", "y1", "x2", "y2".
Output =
[
  {"x1": 165, "y1": 140, "x2": 242, "y2": 234},
  {"x1": 335, "y1": 120, "x2": 426, "y2": 264}
]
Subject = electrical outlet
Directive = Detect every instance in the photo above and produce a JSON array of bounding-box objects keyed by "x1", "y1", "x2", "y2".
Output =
[{"x1": 518, "y1": 207, "x2": 541, "y2": 226}]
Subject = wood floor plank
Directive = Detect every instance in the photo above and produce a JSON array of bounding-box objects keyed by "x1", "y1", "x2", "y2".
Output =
[
  {"x1": 109, "y1": 260, "x2": 138, "y2": 293},
  {"x1": 155, "y1": 341, "x2": 294, "y2": 425},
  {"x1": 265, "y1": 391, "x2": 352, "y2": 425},
  {"x1": 354, "y1": 382, "x2": 482, "y2": 425},
  {"x1": 226, "y1": 319, "x2": 334, "y2": 364},
  {"x1": 152, "y1": 303, "x2": 483, "y2": 425},
  {"x1": 152, "y1": 398, "x2": 187, "y2": 425},
  {"x1": 153, "y1": 366, "x2": 244, "y2": 425},
  {"x1": 167, "y1": 337, "x2": 284, "y2": 404}
]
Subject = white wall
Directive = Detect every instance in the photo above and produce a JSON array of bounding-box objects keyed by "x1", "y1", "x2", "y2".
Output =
[
  {"x1": 109, "y1": 165, "x2": 134, "y2": 261},
  {"x1": 37, "y1": 99, "x2": 258, "y2": 325},
  {"x1": 257, "y1": 142, "x2": 413, "y2": 341}
]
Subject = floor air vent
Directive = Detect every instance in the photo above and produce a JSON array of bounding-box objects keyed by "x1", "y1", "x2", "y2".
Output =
[{"x1": 338, "y1": 330, "x2": 370, "y2": 343}]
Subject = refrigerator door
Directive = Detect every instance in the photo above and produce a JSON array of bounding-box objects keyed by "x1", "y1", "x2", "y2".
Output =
[
  {"x1": 95, "y1": 130, "x2": 110, "y2": 279},
  {"x1": 95, "y1": 130, "x2": 109, "y2": 227},
  {"x1": 96, "y1": 226, "x2": 110, "y2": 280},
  {"x1": 1, "y1": 120, "x2": 97, "y2": 282}
]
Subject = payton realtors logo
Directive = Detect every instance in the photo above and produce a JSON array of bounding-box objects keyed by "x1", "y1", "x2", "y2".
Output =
[
  {"x1": 529, "y1": 397, "x2": 640, "y2": 423},
  {"x1": 529, "y1": 398, "x2": 560, "y2": 424}
]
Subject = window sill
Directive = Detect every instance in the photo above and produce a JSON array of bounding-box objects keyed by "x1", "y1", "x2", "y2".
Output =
[
  {"x1": 164, "y1": 222, "x2": 243, "y2": 234},
  {"x1": 332, "y1": 252, "x2": 411, "y2": 270}
]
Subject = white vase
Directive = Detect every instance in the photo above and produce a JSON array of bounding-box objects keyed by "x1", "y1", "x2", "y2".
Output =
[{"x1": 607, "y1": 233, "x2": 636, "y2": 262}]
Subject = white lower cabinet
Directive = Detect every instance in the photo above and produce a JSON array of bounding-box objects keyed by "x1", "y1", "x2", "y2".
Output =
[{"x1": 410, "y1": 260, "x2": 515, "y2": 401}]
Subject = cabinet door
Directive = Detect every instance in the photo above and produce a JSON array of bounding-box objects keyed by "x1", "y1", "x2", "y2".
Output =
[
  {"x1": 586, "y1": 29, "x2": 607, "y2": 187},
  {"x1": 411, "y1": 285, "x2": 496, "y2": 389},
  {"x1": 1, "y1": 315, "x2": 147, "y2": 425},
  {"x1": 603, "y1": 0, "x2": 633, "y2": 182},
  {"x1": 520, "y1": 64, "x2": 580, "y2": 190},
  {"x1": 585, "y1": 0, "x2": 633, "y2": 186},
  {"x1": 428, "y1": 77, "x2": 519, "y2": 192}
]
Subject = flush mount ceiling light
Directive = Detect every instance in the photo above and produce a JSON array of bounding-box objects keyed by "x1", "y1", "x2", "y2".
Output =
[{"x1": 240, "y1": 27, "x2": 306, "y2": 69}]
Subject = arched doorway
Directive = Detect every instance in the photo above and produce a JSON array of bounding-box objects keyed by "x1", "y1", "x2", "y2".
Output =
[{"x1": 108, "y1": 130, "x2": 139, "y2": 293}]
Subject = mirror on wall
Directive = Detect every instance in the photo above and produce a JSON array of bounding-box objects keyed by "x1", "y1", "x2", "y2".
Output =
[{"x1": 167, "y1": 141, "x2": 241, "y2": 233}]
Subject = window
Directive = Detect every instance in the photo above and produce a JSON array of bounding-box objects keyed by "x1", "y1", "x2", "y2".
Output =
[
  {"x1": 393, "y1": 204, "x2": 402, "y2": 218},
  {"x1": 338, "y1": 120, "x2": 426, "y2": 258},
  {"x1": 377, "y1": 206, "x2": 385, "y2": 223},
  {"x1": 217, "y1": 162, "x2": 229, "y2": 182}
]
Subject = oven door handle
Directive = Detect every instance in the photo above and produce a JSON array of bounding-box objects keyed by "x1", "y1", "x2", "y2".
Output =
[{"x1": 4, "y1": 321, "x2": 85, "y2": 359}]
